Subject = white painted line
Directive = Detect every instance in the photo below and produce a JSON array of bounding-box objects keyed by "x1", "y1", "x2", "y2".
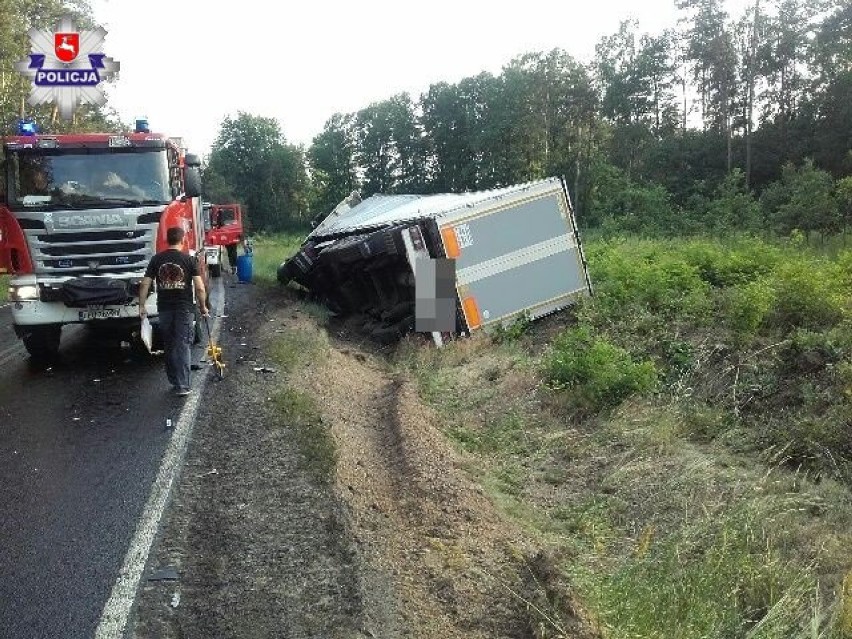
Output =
[
  {"x1": 94, "y1": 275, "x2": 225, "y2": 639},
  {"x1": 0, "y1": 342, "x2": 25, "y2": 368}
]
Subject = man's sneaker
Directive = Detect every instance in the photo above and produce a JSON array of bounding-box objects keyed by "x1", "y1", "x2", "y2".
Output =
[{"x1": 174, "y1": 387, "x2": 191, "y2": 396}]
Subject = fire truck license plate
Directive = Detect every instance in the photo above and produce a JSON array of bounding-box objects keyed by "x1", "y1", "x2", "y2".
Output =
[{"x1": 79, "y1": 307, "x2": 121, "y2": 320}]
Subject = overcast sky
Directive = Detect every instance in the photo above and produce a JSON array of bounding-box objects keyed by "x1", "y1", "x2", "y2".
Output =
[{"x1": 88, "y1": 0, "x2": 752, "y2": 158}]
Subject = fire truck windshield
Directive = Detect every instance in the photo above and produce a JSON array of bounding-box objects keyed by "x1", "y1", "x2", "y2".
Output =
[{"x1": 5, "y1": 147, "x2": 171, "y2": 210}]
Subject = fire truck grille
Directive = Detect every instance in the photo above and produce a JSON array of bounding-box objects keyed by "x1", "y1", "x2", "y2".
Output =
[
  {"x1": 28, "y1": 227, "x2": 157, "y2": 275},
  {"x1": 43, "y1": 255, "x2": 147, "y2": 269}
]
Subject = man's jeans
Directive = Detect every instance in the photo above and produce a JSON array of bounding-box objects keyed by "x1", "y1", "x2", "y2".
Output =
[{"x1": 158, "y1": 309, "x2": 194, "y2": 390}]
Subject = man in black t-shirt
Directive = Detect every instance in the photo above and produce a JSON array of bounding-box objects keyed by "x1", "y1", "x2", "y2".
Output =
[{"x1": 138, "y1": 226, "x2": 208, "y2": 396}]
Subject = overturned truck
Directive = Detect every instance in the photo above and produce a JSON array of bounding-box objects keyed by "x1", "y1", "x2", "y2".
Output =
[{"x1": 278, "y1": 177, "x2": 593, "y2": 346}]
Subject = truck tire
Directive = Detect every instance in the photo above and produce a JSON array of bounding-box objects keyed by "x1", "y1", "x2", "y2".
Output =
[
  {"x1": 210, "y1": 263, "x2": 221, "y2": 278},
  {"x1": 22, "y1": 325, "x2": 61, "y2": 360}
]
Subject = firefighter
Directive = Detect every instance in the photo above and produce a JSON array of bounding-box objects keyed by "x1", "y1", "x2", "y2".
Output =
[
  {"x1": 226, "y1": 234, "x2": 252, "y2": 274},
  {"x1": 226, "y1": 241, "x2": 238, "y2": 273},
  {"x1": 138, "y1": 226, "x2": 209, "y2": 396}
]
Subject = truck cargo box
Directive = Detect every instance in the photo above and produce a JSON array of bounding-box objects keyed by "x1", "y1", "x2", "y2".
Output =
[{"x1": 278, "y1": 177, "x2": 593, "y2": 345}]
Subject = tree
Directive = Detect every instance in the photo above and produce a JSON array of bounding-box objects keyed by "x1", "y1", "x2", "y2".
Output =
[
  {"x1": 757, "y1": 0, "x2": 822, "y2": 155},
  {"x1": 207, "y1": 112, "x2": 309, "y2": 231},
  {"x1": 703, "y1": 168, "x2": 762, "y2": 233},
  {"x1": 678, "y1": 0, "x2": 739, "y2": 171},
  {"x1": 837, "y1": 175, "x2": 852, "y2": 238},
  {"x1": 762, "y1": 159, "x2": 840, "y2": 239},
  {"x1": 200, "y1": 161, "x2": 234, "y2": 204},
  {"x1": 307, "y1": 113, "x2": 357, "y2": 215},
  {"x1": 350, "y1": 93, "x2": 428, "y2": 197}
]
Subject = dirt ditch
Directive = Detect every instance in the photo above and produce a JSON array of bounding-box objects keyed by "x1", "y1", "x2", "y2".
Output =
[{"x1": 131, "y1": 281, "x2": 595, "y2": 638}]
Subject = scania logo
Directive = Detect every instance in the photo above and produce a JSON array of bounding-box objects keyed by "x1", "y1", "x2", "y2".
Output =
[{"x1": 54, "y1": 213, "x2": 125, "y2": 228}]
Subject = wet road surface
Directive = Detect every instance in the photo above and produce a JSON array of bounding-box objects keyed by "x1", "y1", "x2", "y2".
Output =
[{"x1": 0, "y1": 285, "x2": 222, "y2": 639}]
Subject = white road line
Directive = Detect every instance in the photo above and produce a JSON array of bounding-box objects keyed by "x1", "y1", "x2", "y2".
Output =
[
  {"x1": 94, "y1": 276, "x2": 225, "y2": 639},
  {"x1": 0, "y1": 342, "x2": 25, "y2": 368}
]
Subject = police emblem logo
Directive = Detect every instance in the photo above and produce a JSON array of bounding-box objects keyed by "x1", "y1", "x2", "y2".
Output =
[
  {"x1": 54, "y1": 32, "x2": 79, "y2": 62},
  {"x1": 15, "y1": 15, "x2": 119, "y2": 121}
]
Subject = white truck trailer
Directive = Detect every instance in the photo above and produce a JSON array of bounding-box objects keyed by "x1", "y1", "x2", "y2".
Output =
[{"x1": 278, "y1": 177, "x2": 593, "y2": 346}]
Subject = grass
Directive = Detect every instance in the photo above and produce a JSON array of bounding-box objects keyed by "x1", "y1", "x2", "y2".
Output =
[
  {"x1": 268, "y1": 323, "x2": 336, "y2": 484},
  {"x1": 273, "y1": 387, "x2": 337, "y2": 484},
  {"x1": 269, "y1": 329, "x2": 328, "y2": 373},
  {"x1": 578, "y1": 503, "x2": 824, "y2": 639},
  {"x1": 0, "y1": 274, "x2": 7, "y2": 303},
  {"x1": 391, "y1": 232, "x2": 852, "y2": 639},
  {"x1": 250, "y1": 230, "x2": 309, "y2": 286}
]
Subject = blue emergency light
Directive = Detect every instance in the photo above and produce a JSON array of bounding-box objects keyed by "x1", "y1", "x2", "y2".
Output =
[
  {"x1": 17, "y1": 118, "x2": 38, "y2": 136},
  {"x1": 135, "y1": 117, "x2": 149, "y2": 133}
]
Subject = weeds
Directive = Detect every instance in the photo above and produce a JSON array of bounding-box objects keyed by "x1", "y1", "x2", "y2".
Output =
[
  {"x1": 273, "y1": 387, "x2": 337, "y2": 484},
  {"x1": 386, "y1": 234, "x2": 852, "y2": 639},
  {"x1": 492, "y1": 312, "x2": 533, "y2": 344},
  {"x1": 268, "y1": 324, "x2": 336, "y2": 484},
  {"x1": 269, "y1": 330, "x2": 327, "y2": 373}
]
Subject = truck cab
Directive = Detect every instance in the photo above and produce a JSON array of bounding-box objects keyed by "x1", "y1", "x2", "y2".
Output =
[
  {"x1": 203, "y1": 203, "x2": 244, "y2": 277},
  {"x1": 0, "y1": 118, "x2": 208, "y2": 358}
]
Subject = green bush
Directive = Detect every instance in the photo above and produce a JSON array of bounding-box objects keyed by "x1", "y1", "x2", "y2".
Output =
[
  {"x1": 837, "y1": 249, "x2": 852, "y2": 290},
  {"x1": 546, "y1": 326, "x2": 659, "y2": 412},
  {"x1": 585, "y1": 239, "x2": 712, "y2": 322},
  {"x1": 680, "y1": 238, "x2": 781, "y2": 287},
  {"x1": 768, "y1": 260, "x2": 845, "y2": 331},
  {"x1": 724, "y1": 278, "x2": 777, "y2": 334}
]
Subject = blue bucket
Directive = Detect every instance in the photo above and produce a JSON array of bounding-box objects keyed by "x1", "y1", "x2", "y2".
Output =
[{"x1": 236, "y1": 253, "x2": 253, "y2": 283}]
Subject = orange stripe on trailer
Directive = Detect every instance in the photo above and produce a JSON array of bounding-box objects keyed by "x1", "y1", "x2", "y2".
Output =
[
  {"x1": 440, "y1": 226, "x2": 460, "y2": 258},
  {"x1": 462, "y1": 296, "x2": 482, "y2": 330}
]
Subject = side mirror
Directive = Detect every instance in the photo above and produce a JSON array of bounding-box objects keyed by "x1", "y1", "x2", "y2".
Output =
[
  {"x1": 184, "y1": 153, "x2": 201, "y2": 168},
  {"x1": 184, "y1": 166, "x2": 202, "y2": 198}
]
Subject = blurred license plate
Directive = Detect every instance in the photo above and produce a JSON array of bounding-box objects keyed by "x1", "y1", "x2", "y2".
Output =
[{"x1": 79, "y1": 307, "x2": 121, "y2": 320}]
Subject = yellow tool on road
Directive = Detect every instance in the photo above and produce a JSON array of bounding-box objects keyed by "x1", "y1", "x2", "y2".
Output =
[{"x1": 203, "y1": 314, "x2": 225, "y2": 379}]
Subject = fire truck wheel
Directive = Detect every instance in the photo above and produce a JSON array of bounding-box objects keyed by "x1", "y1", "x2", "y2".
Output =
[
  {"x1": 210, "y1": 264, "x2": 221, "y2": 278},
  {"x1": 22, "y1": 325, "x2": 61, "y2": 360}
]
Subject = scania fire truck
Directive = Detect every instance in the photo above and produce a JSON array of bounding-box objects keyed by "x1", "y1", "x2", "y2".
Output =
[{"x1": 0, "y1": 118, "x2": 209, "y2": 358}]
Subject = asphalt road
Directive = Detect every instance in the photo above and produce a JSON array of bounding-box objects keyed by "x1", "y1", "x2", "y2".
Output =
[{"x1": 0, "y1": 285, "x2": 223, "y2": 639}]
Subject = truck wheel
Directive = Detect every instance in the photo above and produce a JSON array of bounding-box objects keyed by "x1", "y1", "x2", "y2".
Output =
[
  {"x1": 22, "y1": 325, "x2": 61, "y2": 360},
  {"x1": 210, "y1": 263, "x2": 221, "y2": 278}
]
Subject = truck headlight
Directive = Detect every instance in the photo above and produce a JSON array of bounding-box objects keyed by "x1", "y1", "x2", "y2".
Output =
[{"x1": 9, "y1": 285, "x2": 39, "y2": 301}]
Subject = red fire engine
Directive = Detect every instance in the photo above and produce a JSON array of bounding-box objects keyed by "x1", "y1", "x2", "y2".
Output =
[{"x1": 0, "y1": 117, "x2": 210, "y2": 358}]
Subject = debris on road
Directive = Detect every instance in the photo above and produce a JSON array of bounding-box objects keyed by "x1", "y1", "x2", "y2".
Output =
[{"x1": 147, "y1": 567, "x2": 179, "y2": 582}]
